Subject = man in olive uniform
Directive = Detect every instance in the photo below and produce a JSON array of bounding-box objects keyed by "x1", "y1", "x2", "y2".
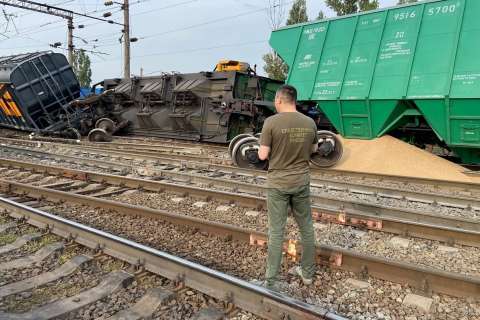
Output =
[{"x1": 258, "y1": 85, "x2": 318, "y2": 291}]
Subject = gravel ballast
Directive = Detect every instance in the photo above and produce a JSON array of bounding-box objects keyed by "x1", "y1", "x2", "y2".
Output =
[{"x1": 27, "y1": 203, "x2": 480, "y2": 320}]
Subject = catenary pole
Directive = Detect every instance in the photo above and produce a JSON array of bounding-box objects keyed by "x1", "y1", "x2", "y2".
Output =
[
  {"x1": 123, "y1": 0, "x2": 130, "y2": 79},
  {"x1": 67, "y1": 18, "x2": 74, "y2": 64}
]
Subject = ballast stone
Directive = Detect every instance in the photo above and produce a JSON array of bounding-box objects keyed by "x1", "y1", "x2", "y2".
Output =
[
  {"x1": 121, "y1": 189, "x2": 138, "y2": 195},
  {"x1": 437, "y1": 245, "x2": 459, "y2": 253},
  {"x1": 171, "y1": 197, "x2": 185, "y2": 203},
  {"x1": 389, "y1": 236, "x2": 410, "y2": 249},
  {"x1": 245, "y1": 210, "x2": 260, "y2": 217},
  {"x1": 345, "y1": 278, "x2": 370, "y2": 290},
  {"x1": 193, "y1": 201, "x2": 209, "y2": 208},
  {"x1": 402, "y1": 293, "x2": 433, "y2": 313},
  {"x1": 191, "y1": 307, "x2": 224, "y2": 320},
  {"x1": 351, "y1": 229, "x2": 368, "y2": 238},
  {"x1": 216, "y1": 205, "x2": 230, "y2": 212},
  {"x1": 77, "y1": 183, "x2": 102, "y2": 192},
  {"x1": 313, "y1": 223, "x2": 328, "y2": 230}
]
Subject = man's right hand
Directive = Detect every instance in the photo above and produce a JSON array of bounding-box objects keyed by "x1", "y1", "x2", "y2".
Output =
[{"x1": 258, "y1": 145, "x2": 271, "y2": 161}]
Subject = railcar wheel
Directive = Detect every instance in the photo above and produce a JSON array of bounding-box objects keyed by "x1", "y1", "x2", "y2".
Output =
[
  {"x1": 231, "y1": 136, "x2": 268, "y2": 170},
  {"x1": 64, "y1": 127, "x2": 81, "y2": 140},
  {"x1": 310, "y1": 130, "x2": 343, "y2": 168},
  {"x1": 95, "y1": 118, "x2": 116, "y2": 134},
  {"x1": 88, "y1": 128, "x2": 113, "y2": 142},
  {"x1": 228, "y1": 133, "x2": 254, "y2": 158}
]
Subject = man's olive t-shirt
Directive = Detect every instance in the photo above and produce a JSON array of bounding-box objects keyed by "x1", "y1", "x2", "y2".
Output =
[{"x1": 259, "y1": 112, "x2": 318, "y2": 189}]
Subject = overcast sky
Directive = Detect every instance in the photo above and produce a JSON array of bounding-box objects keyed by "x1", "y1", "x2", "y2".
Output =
[{"x1": 0, "y1": 0, "x2": 399, "y2": 82}]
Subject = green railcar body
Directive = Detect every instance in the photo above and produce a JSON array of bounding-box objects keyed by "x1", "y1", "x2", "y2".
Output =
[{"x1": 270, "y1": 0, "x2": 480, "y2": 164}]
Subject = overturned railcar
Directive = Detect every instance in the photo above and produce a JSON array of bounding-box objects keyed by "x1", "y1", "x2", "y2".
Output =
[
  {"x1": 0, "y1": 51, "x2": 87, "y2": 137},
  {"x1": 92, "y1": 69, "x2": 283, "y2": 143}
]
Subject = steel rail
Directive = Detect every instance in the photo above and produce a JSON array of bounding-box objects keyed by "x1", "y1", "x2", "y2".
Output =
[
  {"x1": 22, "y1": 134, "x2": 228, "y2": 152},
  {"x1": 71, "y1": 144, "x2": 218, "y2": 163},
  {"x1": 2, "y1": 142, "x2": 480, "y2": 212},
  {"x1": 1, "y1": 139, "x2": 259, "y2": 175},
  {"x1": 88, "y1": 143, "x2": 207, "y2": 156},
  {"x1": 0, "y1": 145, "x2": 133, "y2": 172},
  {"x1": 0, "y1": 183, "x2": 479, "y2": 299},
  {"x1": 79, "y1": 143, "x2": 480, "y2": 194},
  {"x1": 67, "y1": 147, "x2": 480, "y2": 199},
  {"x1": 77, "y1": 143, "x2": 480, "y2": 191},
  {"x1": 91, "y1": 140, "x2": 228, "y2": 152},
  {"x1": 1, "y1": 136, "x2": 480, "y2": 195},
  {"x1": 3, "y1": 137, "x2": 217, "y2": 164},
  {"x1": 0, "y1": 198, "x2": 345, "y2": 320},
  {"x1": 1, "y1": 157, "x2": 479, "y2": 248}
]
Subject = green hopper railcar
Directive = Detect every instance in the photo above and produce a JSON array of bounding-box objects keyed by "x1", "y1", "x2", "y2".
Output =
[{"x1": 269, "y1": 0, "x2": 480, "y2": 164}]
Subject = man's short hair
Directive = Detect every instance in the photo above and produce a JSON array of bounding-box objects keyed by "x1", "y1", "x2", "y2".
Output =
[{"x1": 276, "y1": 85, "x2": 297, "y2": 105}]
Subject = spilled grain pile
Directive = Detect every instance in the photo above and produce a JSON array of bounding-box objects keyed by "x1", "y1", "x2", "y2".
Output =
[{"x1": 333, "y1": 135, "x2": 480, "y2": 184}]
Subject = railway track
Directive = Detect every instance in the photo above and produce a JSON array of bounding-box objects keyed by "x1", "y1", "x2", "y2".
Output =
[
  {"x1": 1, "y1": 144, "x2": 480, "y2": 250},
  {"x1": 0, "y1": 197, "x2": 342, "y2": 320},
  {"x1": 0, "y1": 135, "x2": 479, "y2": 317},
  {"x1": 2, "y1": 135, "x2": 480, "y2": 198},
  {"x1": 25, "y1": 132, "x2": 229, "y2": 153},
  {"x1": 5, "y1": 135, "x2": 480, "y2": 204},
  {"x1": 95, "y1": 138, "x2": 228, "y2": 153},
  {"x1": 0, "y1": 162, "x2": 479, "y2": 303}
]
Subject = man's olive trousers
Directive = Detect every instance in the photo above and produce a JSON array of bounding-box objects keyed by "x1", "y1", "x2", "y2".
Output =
[{"x1": 265, "y1": 184, "x2": 316, "y2": 286}]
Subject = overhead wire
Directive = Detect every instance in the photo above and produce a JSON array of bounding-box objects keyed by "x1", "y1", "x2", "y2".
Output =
[
  {"x1": 82, "y1": 0, "x2": 200, "y2": 42},
  {"x1": 0, "y1": 0, "x2": 289, "y2": 79},
  {"x1": 92, "y1": 0, "x2": 293, "y2": 49},
  {"x1": 0, "y1": 0, "x2": 162, "y2": 45},
  {"x1": 85, "y1": 0, "x2": 284, "y2": 44},
  {"x1": 0, "y1": 0, "x2": 122, "y2": 56},
  {"x1": 0, "y1": 0, "x2": 74, "y2": 19},
  {"x1": 139, "y1": 1, "x2": 294, "y2": 41},
  {"x1": 0, "y1": 1, "x2": 122, "y2": 39},
  {"x1": 90, "y1": 38, "x2": 268, "y2": 64},
  {"x1": 4, "y1": 0, "x2": 153, "y2": 37},
  {"x1": 0, "y1": 0, "x2": 75, "y2": 35}
]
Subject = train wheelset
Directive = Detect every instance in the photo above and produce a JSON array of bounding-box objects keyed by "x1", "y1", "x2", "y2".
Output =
[
  {"x1": 228, "y1": 130, "x2": 343, "y2": 170},
  {"x1": 87, "y1": 118, "x2": 129, "y2": 142}
]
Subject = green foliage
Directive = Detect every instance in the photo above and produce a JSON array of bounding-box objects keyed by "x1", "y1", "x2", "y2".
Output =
[
  {"x1": 359, "y1": 0, "x2": 379, "y2": 11},
  {"x1": 317, "y1": 10, "x2": 326, "y2": 20},
  {"x1": 72, "y1": 49, "x2": 92, "y2": 87},
  {"x1": 263, "y1": 53, "x2": 289, "y2": 81},
  {"x1": 397, "y1": 0, "x2": 418, "y2": 4},
  {"x1": 286, "y1": 0, "x2": 308, "y2": 25},
  {"x1": 326, "y1": 0, "x2": 379, "y2": 16},
  {"x1": 263, "y1": 0, "x2": 309, "y2": 81}
]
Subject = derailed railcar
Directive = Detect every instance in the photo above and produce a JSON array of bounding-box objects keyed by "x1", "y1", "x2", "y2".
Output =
[
  {"x1": 0, "y1": 51, "x2": 87, "y2": 137},
  {"x1": 270, "y1": 0, "x2": 480, "y2": 164},
  {"x1": 90, "y1": 69, "x2": 283, "y2": 143}
]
